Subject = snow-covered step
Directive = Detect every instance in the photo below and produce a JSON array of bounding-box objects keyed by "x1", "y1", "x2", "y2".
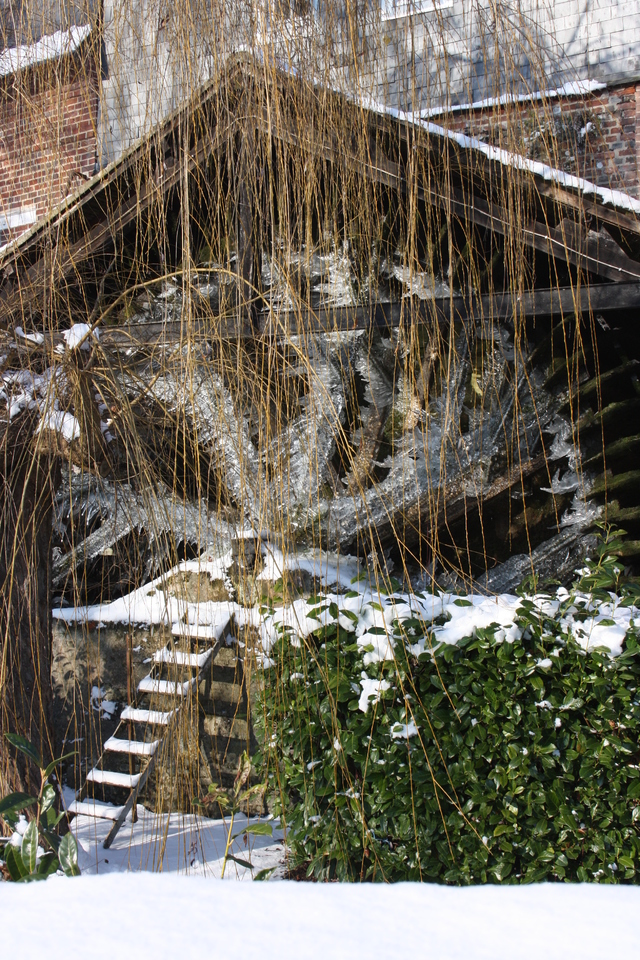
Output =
[
  {"x1": 120, "y1": 706, "x2": 175, "y2": 726},
  {"x1": 153, "y1": 648, "x2": 213, "y2": 668},
  {"x1": 137, "y1": 676, "x2": 197, "y2": 697},
  {"x1": 138, "y1": 675, "x2": 198, "y2": 697},
  {"x1": 68, "y1": 800, "x2": 125, "y2": 821},
  {"x1": 104, "y1": 737, "x2": 159, "y2": 757},
  {"x1": 86, "y1": 769, "x2": 142, "y2": 789},
  {"x1": 171, "y1": 619, "x2": 230, "y2": 641}
]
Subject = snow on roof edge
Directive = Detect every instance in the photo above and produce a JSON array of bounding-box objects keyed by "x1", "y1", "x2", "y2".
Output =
[
  {"x1": 360, "y1": 95, "x2": 640, "y2": 217},
  {"x1": 0, "y1": 24, "x2": 92, "y2": 79},
  {"x1": 419, "y1": 79, "x2": 608, "y2": 119}
]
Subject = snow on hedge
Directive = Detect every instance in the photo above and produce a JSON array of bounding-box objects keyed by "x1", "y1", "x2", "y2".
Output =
[{"x1": 53, "y1": 541, "x2": 638, "y2": 695}]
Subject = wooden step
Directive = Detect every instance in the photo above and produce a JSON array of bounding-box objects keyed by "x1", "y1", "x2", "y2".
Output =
[
  {"x1": 120, "y1": 706, "x2": 175, "y2": 725},
  {"x1": 172, "y1": 619, "x2": 231, "y2": 641},
  {"x1": 68, "y1": 800, "x2": 126, "y2": 821},
  {"x1": 104, "y1": 737, "x2": 160, "y2": 757},
  {"x1": 153, "y1": 648, "x2": 213, "y2": 668},
  {"x1": 86, "y1": 769, "x2": 142, "y2": 789},
  {"x1": 138, "y1": 676, "x2": 197, "y2": 697}
]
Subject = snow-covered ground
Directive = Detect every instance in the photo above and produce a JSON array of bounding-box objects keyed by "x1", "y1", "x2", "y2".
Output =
[
  {"x1": 71, "y1": 807, "x2": 285, "y2": 880},
  {"x1": 2, "y1": 874, "x2": 638, "y2": 959}
]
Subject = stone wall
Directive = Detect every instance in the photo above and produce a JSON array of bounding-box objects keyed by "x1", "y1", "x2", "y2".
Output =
[{"x1": 0, "y1": 46, "x2": 98, "y2": 243}]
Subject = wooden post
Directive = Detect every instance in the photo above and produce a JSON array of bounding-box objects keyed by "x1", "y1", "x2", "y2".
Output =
[
  {"x1": 233, "y1": 121, "x2": 262, "y2": 331},
  {"x1": 0, "y1": 413, "x2": 59, "y2": 796}
]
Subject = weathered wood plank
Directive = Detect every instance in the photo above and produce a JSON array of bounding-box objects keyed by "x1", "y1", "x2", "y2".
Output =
[{"x1": 3, "y1": 283, "x2": 638, "y2": 356}]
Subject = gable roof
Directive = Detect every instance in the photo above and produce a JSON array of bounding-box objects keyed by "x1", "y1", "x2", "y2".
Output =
[{"x1": 0, "y1": 52, "x2": 638, "y2": 324}]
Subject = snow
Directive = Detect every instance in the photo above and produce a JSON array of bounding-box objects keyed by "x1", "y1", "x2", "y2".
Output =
[
  {"x1": 358, "y1": 674, "x2": 391, "y2": 713},
  {"x1": 62, "y1": 322, "x2": 99, "y2": 351},
  {"x1": 89, "y1": 685, "x2": 115, "y2": 719},
  {"x1": 1, "y1": 874, "x2": 638, "y2": 960},
  {"x1": 53, "y1": 545, "x2": 638, "y2": 662},
  {"x1": 420, "y1": 79, "x2": 607, "y2": 119},
  {"x1": 391, "y1": 718, "x2": 419, "y2": 738},
  {"x1": 36, "y1": 410, "x2": 81, "y2": 442},
  {"x1": 0, "y1": 25, "x2": 92, "y2": 78},
  {"x1": 14, "y1": 325, "x2": 44, "y2": 345},
  {"x1": 1, "y1": 367, "x2": 60, "y2": 420},
  {"x1": 69, "y1": 806, "x2": 285, "y2": 880}
]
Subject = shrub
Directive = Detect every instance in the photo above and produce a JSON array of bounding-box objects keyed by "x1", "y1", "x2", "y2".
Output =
[
  {"x1": 0, "y1": 735, "x2": 80, "y2": 882},
  {"x1": 256, "y1": 541, "x2": 640, "y2": 882}
]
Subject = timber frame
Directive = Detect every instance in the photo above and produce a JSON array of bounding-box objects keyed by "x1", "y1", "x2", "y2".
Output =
[{"x1": 1, "y1": 52, "x2": 639, "y2": 335}]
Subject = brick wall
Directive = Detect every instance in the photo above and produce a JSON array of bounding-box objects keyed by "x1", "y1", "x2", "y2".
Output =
[
  {"x1": 0, "y1": 47, "x2": 98, "y2": 243},
  {"x1": 431, "y1": 82, "x2": 640, "y2": 199}
]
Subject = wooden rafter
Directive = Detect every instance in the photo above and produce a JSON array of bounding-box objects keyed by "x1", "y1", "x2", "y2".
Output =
[{"x1": 1, "y1": 55, "x2": 639, "y2": 326}]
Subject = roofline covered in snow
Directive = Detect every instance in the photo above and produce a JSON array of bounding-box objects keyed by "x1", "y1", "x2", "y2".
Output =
[
  {"x1": 0, "y1": 51, "x2": 638, "y2": 318},
  {"x1": 367, "y1": 98, "x2": 640, "y2": 219},
  {"x1": 0, "y1": 23, "x2": 92, "y2": 80}
]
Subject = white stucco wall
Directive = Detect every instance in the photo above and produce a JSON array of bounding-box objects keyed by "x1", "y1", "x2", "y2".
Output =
[
  {"x1": 377, "y1": 0, "x2": 640, "y2": 110},
  {"x1": 98, "y1": 0, "x2": 640, "y2": 162}
]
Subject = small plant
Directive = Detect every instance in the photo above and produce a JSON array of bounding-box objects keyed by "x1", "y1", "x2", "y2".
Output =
[
  {"x1": 0, "y1": 734, "x2": 80, "y2": 882},
  {"x1": 195, "y1": 751, "x2": 272, "y2": 879}
]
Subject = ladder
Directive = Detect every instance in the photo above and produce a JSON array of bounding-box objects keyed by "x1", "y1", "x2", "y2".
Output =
[{"x1": 69, "y1": 616, "x2": 231, "y2": 848}]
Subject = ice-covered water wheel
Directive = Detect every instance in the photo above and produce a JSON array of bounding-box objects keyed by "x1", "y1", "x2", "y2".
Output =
[{"x1": 55, "y1": 293, "x2": 627, "y2": 599}]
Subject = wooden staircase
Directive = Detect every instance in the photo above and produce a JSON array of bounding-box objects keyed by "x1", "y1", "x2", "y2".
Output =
[{"x1": 68, "y1": 616, "x2": 232, "y2": 848}]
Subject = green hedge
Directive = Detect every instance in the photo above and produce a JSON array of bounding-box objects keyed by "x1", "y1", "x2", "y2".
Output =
[{"x1": 256, "y1": 547, "x2": 640, "y2": 882}]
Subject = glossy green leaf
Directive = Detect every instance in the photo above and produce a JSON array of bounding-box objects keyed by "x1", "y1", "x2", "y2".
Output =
[
  {"x1": 58, "y1": 833, "x2": 80, "y2": 877},
  {"x1": 41, "y1": 828, "x2": 61, "y2": 855},
  {"x1": 4, "y1": 844, "x2": 27, "y2": 881},
  {"x1": 0, "y1": 792, "x2": 36, "y2": 818},
  {"x1": 43, "y1": 752, "x2": 76, "y2": 781},
  {"x1": 40, "y1": 784, "x2": 56, "y2": 816},
  {"x1": 493, "y1": 824, "x2": 512, "y2": 837},
  {"x1": 232, "y1": 822, "x2": 273, "y2": 840},
  {"x1": 21, "y1": 820, "x2": 38, "y2": 873},
  {"x1": 225, "y1": 854, "x2": 253, "y2": 870},
  {"x1": 4, "y1": 733, "x2": 42, "y2": 770},
  {"x1": 36, "y1": 851, "x2": 59, "y2": 878}
]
